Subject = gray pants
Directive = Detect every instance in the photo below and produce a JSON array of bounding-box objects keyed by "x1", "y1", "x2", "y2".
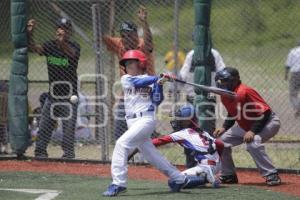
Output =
[
  {"x1": 289, "y1": 72, "x2": 300, "y2": 111},
  {"x1": 35, "y1": 98, "x2": 78, "y2": 157},
  {"x1": 220, "y1": 113, "x2": 280, "y2": 177}
]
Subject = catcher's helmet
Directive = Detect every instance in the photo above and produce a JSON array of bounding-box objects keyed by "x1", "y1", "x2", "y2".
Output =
[
  {"x1": 119, "y1": 50, "x2": 147, "y2": 70},
  {"x1": 215, "y1": 67, "x2": 240, "y2": 91},
  {"x1": 170, "y1": 105, "x2": 198, "y2": 131},
  {"x1": 56, "y1": 18, "x2": 72, "y2": 31},
  {"x1": 119, "y1": 21, "x2": 137, "y2": 33}
]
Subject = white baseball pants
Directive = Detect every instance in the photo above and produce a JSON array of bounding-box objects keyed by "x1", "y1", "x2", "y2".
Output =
[
  {"x1": 111, "y1": 114, "x2": 185, "y2": 187},
  {"x1": 181, "y1": 163, "x2": 220, "y2": 184}
]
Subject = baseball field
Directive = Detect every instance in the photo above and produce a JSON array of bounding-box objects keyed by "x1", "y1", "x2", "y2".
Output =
[
  {"x1": 0, "y1": 160, "x2": 300, "y2": 200},
  {"x1": 1, "y1": 1, "x2": 300, "y2": 199}
]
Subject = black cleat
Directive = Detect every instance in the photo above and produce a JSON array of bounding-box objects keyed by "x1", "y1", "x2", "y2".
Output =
[
  {"x1": 266, "y1": 173, "x2": 281, "y2": 186},
  {"x1": 219, "y1": 174, "x2": 238, "y2": 184}
]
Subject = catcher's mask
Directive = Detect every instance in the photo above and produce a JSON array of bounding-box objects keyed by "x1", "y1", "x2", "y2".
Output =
[
  {"x1": 170, "y1": 105, "x2": 198, "y2": 132},
  {"x1": 215, "y1": 67, "x2": 241, "y2": 91}
]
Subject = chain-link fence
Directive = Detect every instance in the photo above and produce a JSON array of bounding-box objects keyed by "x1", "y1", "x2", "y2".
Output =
[{"x1": 1, "y1": 0, "x2": 299, "y2": 170}]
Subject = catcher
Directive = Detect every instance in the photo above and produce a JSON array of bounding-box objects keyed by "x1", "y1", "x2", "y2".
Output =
[{"x1": 152, "y1": 105, "x2": 224, "y2": 188}]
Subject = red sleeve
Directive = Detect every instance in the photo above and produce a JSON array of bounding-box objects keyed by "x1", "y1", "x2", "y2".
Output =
[
  {"x1": 152, "y1": 135, "x2": 174, "y2": 147},
  {"x1": 245, "y1": 88, "x2": 271, "y2": 115}
]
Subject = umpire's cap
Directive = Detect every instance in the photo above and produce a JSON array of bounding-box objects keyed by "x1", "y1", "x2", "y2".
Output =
[
  {"x1": 56, "y1": 18, "x2": 72, "y2": 31},
  {"x1": 119, "y1": 21, "x2": 137, "y2": 33}
]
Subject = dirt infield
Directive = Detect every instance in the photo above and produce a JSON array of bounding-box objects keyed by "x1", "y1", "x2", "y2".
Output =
[{"x1": 0, "y1": 160, "x2": 299, "y2": 197}]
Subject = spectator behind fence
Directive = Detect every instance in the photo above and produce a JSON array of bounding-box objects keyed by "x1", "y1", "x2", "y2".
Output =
[
  {"x1": 285, "y1": 40, "x2": 300, "y2": 118},
  {"x1": 179, "y1": 48, "x2": 225, "y2": 103},
  {"x1": 164, "y1": 45, "x2": 186, "y2": 96},
  {"x1": 179, "y1": 48, "x2": 225, "y2": 168},
  {"x1": 103, "y1": 5, "x2": 155, "y2": 141},
  {"x1": 27, "y1": 18, "x2": 81, "y2": 159},
  {"x1": 0, "y1": 80, "x2": 8, "y2": 154},
  {"x1": 164, "y1": 45, "x2": 186, "y2": 72}
]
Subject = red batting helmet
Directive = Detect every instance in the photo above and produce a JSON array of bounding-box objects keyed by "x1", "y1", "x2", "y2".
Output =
[{"x1": 119, "y1": 50, "x2": 147, "y2": 70}]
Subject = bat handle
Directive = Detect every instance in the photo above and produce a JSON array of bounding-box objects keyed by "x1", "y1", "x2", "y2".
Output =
[{"x1": 160, "y1": 73, "x2": 177, "y2": 80}]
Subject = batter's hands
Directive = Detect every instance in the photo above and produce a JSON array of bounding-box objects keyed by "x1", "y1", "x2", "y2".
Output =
[
  {"x1": 213, "y1": 128, "x2": 226, "y2": 138},
  {"x1": 27, "y1": 19, "x2": 36, "y2": 33},
  {"x1": 138, "y1": 5, "x2": 147, "y2": 23},
  {"x1": 157, "y1": 77, "x2": 168, "y2": 85},
  {"x1": 161, "y1": 73, "x2": 176, "y2": 81},
  {"x1": 243, "y1": 131, "x2": 255, "y2": 143}
]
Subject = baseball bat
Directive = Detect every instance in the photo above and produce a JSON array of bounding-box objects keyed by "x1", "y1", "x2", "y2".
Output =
[{"x1": 160, "y1": 74, "x2": 236, "y2": 98}]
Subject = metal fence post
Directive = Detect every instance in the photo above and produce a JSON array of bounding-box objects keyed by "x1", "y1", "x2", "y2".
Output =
[
  {"x1": 92, "y1": 3, "x2": 108, "y2": 161},
  {"x1": 173, "y1": 0, "x2": 180, "y2": 104}
]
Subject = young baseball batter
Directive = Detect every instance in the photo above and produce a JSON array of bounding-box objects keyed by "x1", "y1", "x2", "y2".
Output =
[
  {"x1": 103, "y1": 50, "x2": 189, "y2": 197},
  {"x1": 152, "y1": 105, "x2": 224, "y2": 188},
  {"x1": 214, "y1": 67, "x2": 281, "y2": 186}
]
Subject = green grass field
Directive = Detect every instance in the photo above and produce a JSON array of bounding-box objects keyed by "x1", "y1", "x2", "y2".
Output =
[{"x1": 0, "y1": 172, "x2": 299, "y2": 200}]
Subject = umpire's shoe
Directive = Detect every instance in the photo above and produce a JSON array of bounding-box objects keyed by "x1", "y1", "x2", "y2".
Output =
[
  {"x1": 219, "y1": 174, "x2": 238, "y2": 184},
  {"x1": 102, "y1": 184, "x2": 127, "y2": 197},
  {"x1": 168, "y1": 177, "x2": 190, "y2": 192},
  {"x1": 266, "y1": 173, "x2": 281, "y2": 186}
]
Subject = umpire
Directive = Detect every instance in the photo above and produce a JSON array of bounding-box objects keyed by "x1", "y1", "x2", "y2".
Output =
[
  {"x1": 213, "y1": 67, "x2": 281, "y2": 186},
  {"x1": 27, "y1": 18, "x2": 80, "y2": 159}
]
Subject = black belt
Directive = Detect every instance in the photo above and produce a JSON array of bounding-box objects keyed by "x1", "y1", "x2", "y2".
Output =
[{"x1": 125, "y1": 111, "x2": 153, "y2": 119}]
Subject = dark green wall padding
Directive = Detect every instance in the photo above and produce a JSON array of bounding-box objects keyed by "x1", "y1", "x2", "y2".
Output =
[
  {"x1": 193, "y1": 0, "x2": 215, "y2": 133},
  {"x1": 9, "y1": 0, "x2": 30, "y2": 155}
]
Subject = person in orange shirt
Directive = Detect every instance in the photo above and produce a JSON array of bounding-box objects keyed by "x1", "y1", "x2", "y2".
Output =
[
  {"x1": 103, "y1": 5, "x2": 154, "y2": 76},
  {"x1": 103, "y1": 6, "x2": 155, "y2": 142}
]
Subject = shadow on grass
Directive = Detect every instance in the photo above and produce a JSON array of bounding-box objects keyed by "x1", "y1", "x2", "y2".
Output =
[
  {"x1": 121, "y1": 190, "x2": 192, "y2": 197},
  {"x1": 240, "y1": 182, "x2": 288, "y2": 187},
  {"x1": 123, "y1": 185, "x2": 228, "y2": 197}
]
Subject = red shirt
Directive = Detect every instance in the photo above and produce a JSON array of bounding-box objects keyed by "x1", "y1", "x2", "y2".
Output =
[{"x1": 221, "y1": 83, "x2": 271, "y2": 131}]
